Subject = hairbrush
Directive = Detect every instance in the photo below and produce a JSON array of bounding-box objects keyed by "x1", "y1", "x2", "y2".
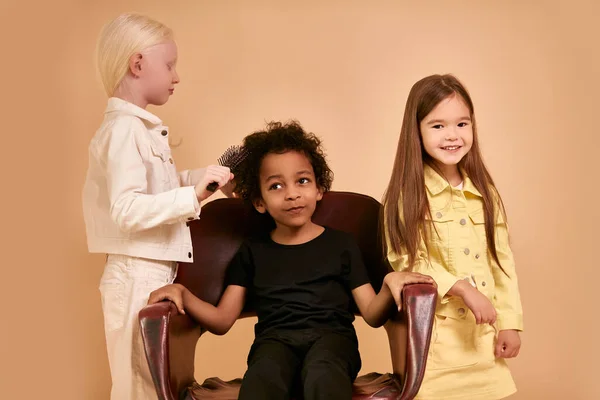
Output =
[{"x1": 206, "y1": 145, "x2": 249, "y2": 192}]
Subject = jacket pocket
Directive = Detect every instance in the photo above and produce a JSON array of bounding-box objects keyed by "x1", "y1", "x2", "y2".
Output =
[
  {"x1": 468, "y1": 209, "x2": 488, "y2": 247},
  {"x1": 428, "y1": 303, "x2": 479, "y2": 370},
  {"x1": 475, "y1": 323, "x2": 498, "y2": 364},
  {"x1": 468, "y1": 209, "x2": 486, "y2": 225},
  {"x1": 148, "y1": 141, "x2": 175, "y2": 189},
  {"x1": 425, "y1": 210, "x2": 453, "y2": 244}
]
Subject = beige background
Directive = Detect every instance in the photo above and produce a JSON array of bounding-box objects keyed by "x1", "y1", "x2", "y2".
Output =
[{"x1": 1, "y1": 0, "x2": 597, "y2": 399}]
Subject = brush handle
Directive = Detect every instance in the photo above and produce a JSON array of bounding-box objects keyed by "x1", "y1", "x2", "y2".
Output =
[{"x1": 206, "y1": 181, "x2": 219, "y2": 192}]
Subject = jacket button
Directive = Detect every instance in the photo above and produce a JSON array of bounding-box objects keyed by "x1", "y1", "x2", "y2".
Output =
[
  {"x1": 436, "y1": 212, "x2": 442, "y2": 218},
  {"x1": 458, "y1": 308, "x2": 465, "y2": 315},
  {"x1": 161, "y1": 130, "x2": 168, "y2": 136},
  {"x1": 475, "y1": 254, "x2": 480, "y2": 259},
  {"x1": 460, "y1": 218, "x2": 466, "y2": 225},
  {"x1": 481, "y1": 281, "x2": 486, "y2": 287},
  {"x1": 188, "y1": 252, "x2": 192, "y2": 258},
  {"x1": 464, "y1": 248, "x2": 470, "y2": 255}
]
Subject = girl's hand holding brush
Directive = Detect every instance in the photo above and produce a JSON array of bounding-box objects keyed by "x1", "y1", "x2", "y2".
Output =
[
  {"x1": 203, "y1": 145, "x2": 249, "y2": 198},
  {"x1": 194, "y1": 166, "x2": 233, "y2": 201}
]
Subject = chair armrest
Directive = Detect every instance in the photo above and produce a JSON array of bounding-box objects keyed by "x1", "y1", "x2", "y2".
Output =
[
  {"x1": 385, "y1": 283, "x2": 437, "y2": 400},
  {"x1": 139, "y1": 302, "x2": 204, "y2": 400}
]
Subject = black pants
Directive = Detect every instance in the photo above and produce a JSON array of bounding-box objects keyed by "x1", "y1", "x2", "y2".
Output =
[{"x1": 238, "y1": 329, "x2": 361, "y2": 400}]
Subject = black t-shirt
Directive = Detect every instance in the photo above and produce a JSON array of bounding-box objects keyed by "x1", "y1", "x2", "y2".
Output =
[{"x1": 225, "y1": 227, "x2": 370, "y2": 338}]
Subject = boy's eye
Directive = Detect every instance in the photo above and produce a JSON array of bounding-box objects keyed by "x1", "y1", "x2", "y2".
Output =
[
  {"x1": 298, "y1": 178, "x2": 310, "y2": 185},
  {"x1": 458, "y1": 122, "x2": 469, "y2": 127},
  {"x1": 269, "y1": 183, "x2": 282, "y2": 190}
]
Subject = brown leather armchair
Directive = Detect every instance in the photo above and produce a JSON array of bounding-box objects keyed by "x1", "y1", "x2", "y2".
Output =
[{"x1": 139, "y1": 191, "x2": 437, "y2": 400}]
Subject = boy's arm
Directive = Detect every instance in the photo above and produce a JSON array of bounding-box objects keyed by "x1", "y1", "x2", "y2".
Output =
[
  {"x1": 351, "y1": 284, "x2": 391, "y2": 328},
  {"x1": 183, "y1": 284, "x2": 246, "y2": 335},
  {"x1": 352, "y1": 272, "x2": 435, "y2": 328},
  {"x1": 343, "y1": 234, "x2": 435, "y2": 328},
  {"x1": 148, "y1": 283, "x2": 246, "y2": 335},
  {"x1": 182, "y1": 239, "x2": 251, "y2": 334}
]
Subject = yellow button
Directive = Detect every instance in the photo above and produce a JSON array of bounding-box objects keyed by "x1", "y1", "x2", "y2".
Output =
[
  {"x1": 460, "y1": 219, "x2": 466, "y2": 225},
  {"x1": 458, "y1": 308, "x2": 466, "y2": 315}
]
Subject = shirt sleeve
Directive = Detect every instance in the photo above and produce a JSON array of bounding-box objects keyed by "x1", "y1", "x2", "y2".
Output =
[
  {"x1": 342, "y1": 235, "x2": 371, "y2": 290},
  {"x1": 384, "y1": 207, "x2": 460, "y2": 304},
  {"x1": 99, "y1": 117, "x2": 200, "y2": 233},
  {"x1": 225, "y1": 242, "x2": 253, "y2": 288},
  {"x1": 179, "y1": 168, "x2": 207, "y2": 187},
  {"x1": 387, "y1": 237, "x2": 461, "y2": 304},
  {"x1": 491, "y1": 216, "x2": 524, "y2": 331}
]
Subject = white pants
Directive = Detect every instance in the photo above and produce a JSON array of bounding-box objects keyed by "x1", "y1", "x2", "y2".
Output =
[{"x1": 99, "y1": 254, "x2": 178, "y2": 400}]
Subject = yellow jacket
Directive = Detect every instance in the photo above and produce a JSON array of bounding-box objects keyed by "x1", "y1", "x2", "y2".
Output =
[{"x1": 387, "y1": 165, "x2": 523, "y2": 331}]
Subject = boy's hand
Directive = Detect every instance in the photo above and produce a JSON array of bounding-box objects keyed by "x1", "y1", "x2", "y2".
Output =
[
  {"x1": 461, "y1": 285, "x2": 497, "y2": 325},
  {"x1": 495, "y1": 329, "x2": 521, "y2": 358},
  {"x1": 384, "y1": 271, "x2": 435, "y2": 311},
  {"x1": 148, "y1": 283, "x2": 186, "y2": 314},
  {"x1": 194, "y1": 165, "x2": 233, "y2": 201}
]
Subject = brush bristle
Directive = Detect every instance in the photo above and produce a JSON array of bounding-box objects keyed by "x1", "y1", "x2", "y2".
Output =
[{"x1": 217, "y1": 145, "x2": 249, "y2": 173}]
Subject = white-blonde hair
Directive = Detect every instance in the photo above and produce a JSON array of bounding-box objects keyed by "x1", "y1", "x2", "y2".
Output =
[{"x1": 96, "y1": 13, "x2": 173, "y2": 96}]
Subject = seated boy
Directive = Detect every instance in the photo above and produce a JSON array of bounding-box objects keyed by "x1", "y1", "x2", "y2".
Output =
[{"x1": 148, "y1": 121, "x2": 433, "y2": 400}]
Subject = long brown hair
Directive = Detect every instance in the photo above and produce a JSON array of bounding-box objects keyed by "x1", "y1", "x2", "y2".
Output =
[{"x1": 382, "y1": 74, "x2": 507, "y2": 272}]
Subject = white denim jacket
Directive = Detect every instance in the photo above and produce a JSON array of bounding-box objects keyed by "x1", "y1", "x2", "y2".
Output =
[{"x1": 83, "y1": 98, "x2": 206, "y2": 262}]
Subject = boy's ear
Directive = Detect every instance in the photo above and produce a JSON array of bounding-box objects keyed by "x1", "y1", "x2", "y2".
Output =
[
  {"x1": 129, "y1": 53, "x2": 143, "y2": 77},
  {"x1": 253, "y1": 198, "x2": 267, "y2": 214},
  {"x1": 316, "y1": 187, "x2": 324, "y2": 201}
]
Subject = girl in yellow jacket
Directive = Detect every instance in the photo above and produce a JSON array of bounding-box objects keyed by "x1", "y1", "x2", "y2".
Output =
[{"x1": 382, "y1": 74, "x2": 523, "y2": 400}]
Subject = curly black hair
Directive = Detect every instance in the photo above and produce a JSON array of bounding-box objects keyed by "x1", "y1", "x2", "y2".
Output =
[{"x1": 234, "y1": 120, "x2": 333, "y2": 203}]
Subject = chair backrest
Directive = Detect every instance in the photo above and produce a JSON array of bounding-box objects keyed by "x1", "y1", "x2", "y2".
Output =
[{"x1": 175, "y1": 191, "x2": 391, "y2": 313}]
